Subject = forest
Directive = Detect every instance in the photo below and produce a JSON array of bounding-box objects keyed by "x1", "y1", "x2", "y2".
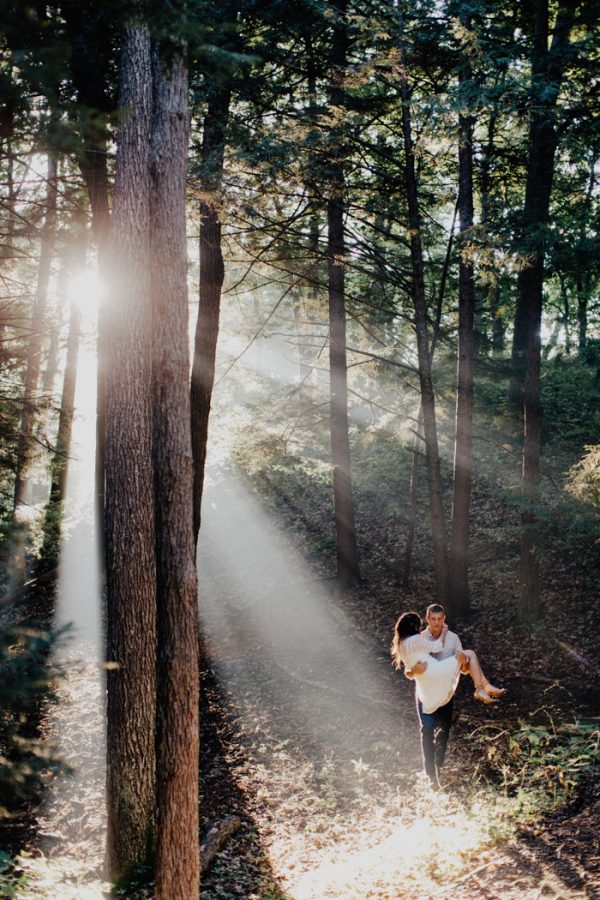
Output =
[{"x1": 0, "y1": 0, "x2": 599, "y2": 897}]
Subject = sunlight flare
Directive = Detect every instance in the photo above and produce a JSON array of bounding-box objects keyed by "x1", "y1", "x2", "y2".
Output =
[{"x1": 67, "y1": 268, "x2": 103, "y2": 327}]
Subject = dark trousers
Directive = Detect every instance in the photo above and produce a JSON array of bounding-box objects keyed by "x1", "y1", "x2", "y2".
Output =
[{"x1": 416, "y1": 695, "x2": 454, "y2": 783}]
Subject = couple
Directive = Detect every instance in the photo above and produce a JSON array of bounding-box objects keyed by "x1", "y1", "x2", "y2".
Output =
[{"x1": 391, "y1": 604, "x2": 505, "y2": 787}]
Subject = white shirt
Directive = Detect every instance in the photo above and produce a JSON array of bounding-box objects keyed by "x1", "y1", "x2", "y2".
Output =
[{"x1": 423, "y1": 626, "x2": 463, "y2": 661}]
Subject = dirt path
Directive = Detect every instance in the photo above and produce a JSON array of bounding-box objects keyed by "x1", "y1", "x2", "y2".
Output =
[
  {"x1": 3, "y1": 470, "x2": 597, "y2": 898},
  {"x1": 12, "y1": 646, "x2": 109, "y2": 899},
  {"x1": 199, "y1": 475, "x2": 600, "y2": 900},
  {"x1": 201, "y1": 629, "x2": 599, "y2": 899}
]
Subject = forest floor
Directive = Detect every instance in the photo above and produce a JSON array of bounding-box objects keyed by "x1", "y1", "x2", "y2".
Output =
[
  {"x1": 199, "y1": 466, "x2": 600, "y2": 900},
  {"x1": 1, "y1": 460, "x2": 599, "y2": 899}
]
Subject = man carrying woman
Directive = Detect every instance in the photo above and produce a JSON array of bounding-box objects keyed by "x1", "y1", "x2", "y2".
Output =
[{"x1": 391, "y1": 604, "x2": 504, "y2": 787}]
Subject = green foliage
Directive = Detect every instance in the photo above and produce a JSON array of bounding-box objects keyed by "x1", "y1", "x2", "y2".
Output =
[
  {"x1": 541, "y1": 359, "x2": 600, "y2": 445},
  {"x1": 474, "y1": 715, "x2": 600, "y2": 806},
  {"x1": 564, "y1": 443, "x2": 600, "y2": 545},
  {"x1": 567, "y1": 444, "x2": 600, "y2": 511},
  {"x1": 0, "y1": 850, "x2": 29, "y2": 897},
  {"x1": 0, "y1": 625, "x2": 65, "y2": 818}
]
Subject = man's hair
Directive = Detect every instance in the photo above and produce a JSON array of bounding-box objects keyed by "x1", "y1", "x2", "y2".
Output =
[{"x1": 426, "y1": 603, "x2": 445, "y2": 616}]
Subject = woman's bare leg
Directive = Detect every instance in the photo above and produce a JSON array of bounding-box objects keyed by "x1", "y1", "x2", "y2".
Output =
[
  {"x1": 462, "y1": 650, "x2": 505, "y2": 697},
  {"x1": 462, "y1": 649, "x2": 485, "y2": 690}
]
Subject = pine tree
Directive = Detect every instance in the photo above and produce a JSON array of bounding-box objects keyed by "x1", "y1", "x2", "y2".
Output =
[{"x1": 104, "y1": 14, "x2": 157, "y2": 879}]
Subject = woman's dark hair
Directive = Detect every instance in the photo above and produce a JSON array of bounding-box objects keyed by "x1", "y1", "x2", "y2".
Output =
[{"x1": 390, "y1": 611, "x2": 422, "y2": 669}]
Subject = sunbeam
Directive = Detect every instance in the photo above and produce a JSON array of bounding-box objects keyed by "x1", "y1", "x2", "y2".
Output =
[
  {"x1": 19, "y1": 306, "x2": 107, "y2": 897},
  {"x1": 198, "y1": 471, "x2": 402, "y2": 759},
  {"x1": 54, "y1": 322, "x2": 101, "y2": 649}
]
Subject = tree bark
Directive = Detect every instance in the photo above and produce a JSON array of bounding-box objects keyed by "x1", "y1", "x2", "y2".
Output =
[
  {"x1": 450, "y1": 15, "x2": 475, "y2": 615},
  {"x1": 306, "y1": 32, "x2": 321, "y2": 309},
  {"x1": 41, "y1": 316, "x2": 60, "y2": 396},
  {"x1": 104, "y1": 18, "x2": 157, "y2": 880},
  {"x1": 62, "y1": 0, "x2": 113, "y2": 554},
  {"x1": 399, "y1": 63, "x2": 449, "y2": 606},
  {"x1": 576, "y1": 272, "x2": 589, "y2": 357},
  {"x1": 327, "y1": 0, "x2": 360, "y2": 590},
  {"x1": 78, "y1": 144, "x2": 110, "y2": 554},
  {"x1": 291, "y1": 286, "x2": 313, "y2": 393},
  {"x1": 489, "y1": 282, "x2": 505, "y2": 354},
  {"x1": 514, "y1": 0, "x2": 574, "y2": 617},
  {"x1": 401, "y1": 406, "x2": 423, "y2": 586},
  {"x1": 508, "y1": 0, "x2": 574, "y2": 412},
  {"x1": 150, "y1": 38, "x2": 200, "y2": 900},
  {"x1": 37, "y1": 223, "x2": 86, "y2": 576},
  {"x1": 77, "y1": 143, "x2": 111, "y2": 566},
  {"x1": 575, "y1": 159, "x2": 595, "y2": 360},
  {"x1": 479, "y1": 100, "x2": 505, "y2": 354},
  {"x1": 402, "y1": 204, "x2": 456, "y2": 587},
  {"x1": 191, "y1": 81, "x2": 231, "y2": 544},
  {"x1": 0, "y1": 85, "x2": 16, "y2": 263},
  {"x1": 13, "y1": 152, "x2": 58, "y2": 515},
  {"x1": 558, "y1": 273, "x2": 571, "y2": 354},
  {"x1": 519, "y1": 276, "x2": 543, "y2": 619},
  {"x1": 37, "y1": 304, "x2": 81, "y2": 574}
]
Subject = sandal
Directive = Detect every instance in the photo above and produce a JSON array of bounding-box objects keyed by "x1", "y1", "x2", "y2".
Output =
[
  {"x1": 474, "y1": 688, "x2": 498, "y2": 704},
  {"x1": 483, "y1": 683, "x2": 506, "y2": 698}
]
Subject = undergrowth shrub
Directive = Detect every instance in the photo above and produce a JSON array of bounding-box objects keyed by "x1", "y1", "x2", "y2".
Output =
[
  {"x1": 0, "y1": 625, "x2": 64, "y2": 817},
  {"x1": 567, "y1": 444, "x2": 600, "y2": 512},
  {"x1": 541, "y1": 359, "x2": 600, "y2": 445},
  {"x1": 472, "y1": 713, "x2": 599, "y2": 808}
]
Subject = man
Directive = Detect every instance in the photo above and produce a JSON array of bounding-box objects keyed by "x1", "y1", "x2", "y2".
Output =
[{"x1": 405, "y1": 603, "x2": 465, "y2": 787}]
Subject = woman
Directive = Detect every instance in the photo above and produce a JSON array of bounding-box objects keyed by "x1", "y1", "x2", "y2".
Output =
[{"x1": 390, "y1": 611, "x2": 504, "y2": 713}]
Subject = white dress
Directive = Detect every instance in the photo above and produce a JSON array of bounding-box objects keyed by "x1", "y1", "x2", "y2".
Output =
[{"x1": 399, "y1": 633, "x2": 461, "y2": 714}]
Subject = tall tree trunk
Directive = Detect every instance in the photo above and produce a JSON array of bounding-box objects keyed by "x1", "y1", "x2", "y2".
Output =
[
  {"x1": 577, "y1": 156, "x2": 596, "y2": 359},
  {"x1": 328, "y1": 197, "x2": 361, "y2": 589},
  {"x1": 191, "y1": 82, "x2": 231, "y2": 544},
  {"x1": 306, "y1": 33, "x2": 321, "y2": 310},
  {"x1": 37, "y1": 227, "x2": 85, "y2": 576},
  {"x1": 105, "y1": 18, "x2": 157, "y2": 880},
  {"x1": 0, "y1": 129, "x2": 16, "y2": 263},
  {"x1": 0, "y1": 83, "x2": 16, "y2": 263},
  {"x1": 291, "y1": 286, "x2": 313, "y2": 393},
  {"x1": 62, "y1": 0, "x2": 114, "y2": 573},
  {"x1": 519, "y1": 274, "x2": 543, "y2": 619},
  {"x1": 150, "y1": 38, "x2": 200, "y2": 900},
  {"x1": 514, "y1": 1, "x2": 574, "y2": 617},
  {"x1": 558, "y1": 273, "x2": 572, "y2": 354},
  {"x1": 399, "y1": 63, "x2": 449, "y2": 606},
  {"x1": 80, "y1": 144, "x2": 111, "y2": 569},
  {"x1": 402, "y1": 204, "x2": 456, "y2": 587},
  {"x1": 542, "y1": 315, "x2": 561, "y2": 360},
  {"x1": 489, "y1": 282, "x2": 505, "y2": 354},
  {"x1": 41, "y1": 318, "x2": 60, "y2": 396},
  {"x1": 450, "y1": 15, "x2": 475, "y2": 614},
  {"x1": 479, "y1": 99, "x2": 506, "y2": 354},
  {"x1": 508, "y1": 0, "x2": 573, "y2": 412},
  {"x1": 576, "y1": 272, "x2": 589, "y2": 357},
  {"x1": 13, "y1": 152, "x2": 58, "y2": 515},
  {"x1": 327, "y1": 0, "x2": 360, "y2": 590},
  {"x1": 402, "y1": 406, "x2": 423, "y2": 586}
]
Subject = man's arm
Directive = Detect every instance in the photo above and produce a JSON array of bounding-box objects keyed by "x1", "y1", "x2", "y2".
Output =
[
  {"x1": 448, "y1": 631, "x2": 468, "y2": 671},
  {"x1": 404, "y1": 660, "x2": 428, "y2": 679}
]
